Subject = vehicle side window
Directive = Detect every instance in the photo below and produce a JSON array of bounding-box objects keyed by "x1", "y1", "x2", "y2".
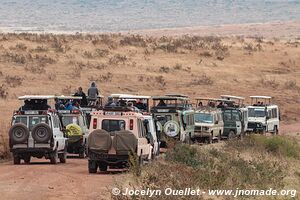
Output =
[
  {"x1": 54, "y1": 116, "x2": 59, "y2": 128},
  {"x1": 223, "y1": 110, "x2": 231, "y2": 121},
  {"x1": 272, "y1": 108, "x2": 277, "y2": 118}
]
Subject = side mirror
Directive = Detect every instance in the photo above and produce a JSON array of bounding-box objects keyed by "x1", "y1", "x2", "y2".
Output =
[
  {"x1": 266, "y1": 116, "x2": 270, "y2": 120},
  {"x1": 215, "y1": 120, "x2": 218, "y2": 124}
]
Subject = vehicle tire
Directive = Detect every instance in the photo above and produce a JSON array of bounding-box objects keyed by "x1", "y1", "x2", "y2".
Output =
[
  {"x1": 31, "y1": 123, "x2": 52, "y2": 143},
  {"x1": 23, "y1": 155, "x2": 31, "y2": 164},
  {"x1": 274, "y1": 126, "x2": 279, "y2": 135},
  {"x1": 217, "y1": 133, "x2": 221, "y2": 143},
  {"x1": 99, "y1": 164, "x2": 108, "y2": 172},
  {"x1": 9, "y1": 123, "x2": 29, "y2": 144},
  {"x1": 50, "y1": 150, "x2": 58, "y2": 164},
  {"x1": 79, "y1": 147, "x2": 85, "y2": 158},
  {"x1": 59, "y1": 150, "x2": 67, "y2": 164},
  {"x1": 228, "y1": 131, "x2": 235, "y2": 140},
  {"x1": 185, "y1": 134, "x2": 192, "y2": 145},
  {"x1": 13, "y1": 154, "x2": 21, "y2": 165},
  {"x1": 88, "y1": 160, "x2": 98, "y2": 173}
]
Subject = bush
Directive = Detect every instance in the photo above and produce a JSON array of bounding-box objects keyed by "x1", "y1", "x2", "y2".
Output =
[
  {"x1": 5, "y1": 75, "x2": 23, "y2": 87},
  {"x1": 227, "y1": 135, "x2": 300, "y2": 159},
  {"x1": 166, "y1": 144, "x2": 200, "y2": 168}
]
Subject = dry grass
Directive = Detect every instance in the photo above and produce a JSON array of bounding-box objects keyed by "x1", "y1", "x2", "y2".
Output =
[{"x1": 112, "y1": 136, "x2": 300, "y2": 200}]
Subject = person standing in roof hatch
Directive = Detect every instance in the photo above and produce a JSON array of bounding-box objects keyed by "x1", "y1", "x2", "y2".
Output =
[
  {"x1": 87, "y1": 82, "x2": 99, "y2": 100},
  {"x1": 74, "y1": 87, "x2": 88, "y2": 106}
]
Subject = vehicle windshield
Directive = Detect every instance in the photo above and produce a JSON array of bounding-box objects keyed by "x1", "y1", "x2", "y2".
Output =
[
  {"x1": 14, "y1": 115, "x2": 48, "y2": 131},
  {"x1": 61, "y1": 115, "x2": 79, "y2": 127},
  {"x1": 223, "y1": 110, "x2": 241, "y2": 121},
  {"x1": 195, "y1": 113, "x2": 213, "y2": 123},
  {"x1": 248, "y1": 108, "x2": 266, "y2": 118}
]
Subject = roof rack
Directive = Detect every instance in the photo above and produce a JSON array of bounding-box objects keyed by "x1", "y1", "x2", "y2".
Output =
[
  {"x1": 250, "y1": 96, "x2": 272, "y2": 99},
  {"x1": 152, "y1": 96, "x2": 189, "y2": 101},
  {"x1": 111, "y1": 94, "x2": 151, "y2": 99},
  {"x1": 18, "y1": 95, "x2": 55, "y2": 100},
  {"x1": 165, "y1": 93, "x2": 189, "y2": 98},
  {"x1": 102, "y1": 106, "x2": 133, "y2": 112},
  {"x1": 55, "y1": 95, "x2": 82, "y2": 100}
]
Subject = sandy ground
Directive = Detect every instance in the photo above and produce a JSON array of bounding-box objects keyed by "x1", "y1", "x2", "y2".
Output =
[
  {"x1": 130, "y1": 21, "x2": 300, "y2": 38},
  {"x1": 0, "y1": 158, "x2": 115, "y2": 200}
]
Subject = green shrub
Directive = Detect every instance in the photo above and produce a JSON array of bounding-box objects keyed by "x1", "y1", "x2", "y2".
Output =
[{"x1": 166, "y1": 144, "x2": 200, "y2": 168}]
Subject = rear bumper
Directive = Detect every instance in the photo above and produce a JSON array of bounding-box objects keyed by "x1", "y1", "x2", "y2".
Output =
[
  {"x1": 11, "y1": 147, "x2": 53, "y2": 154},
  {"x1": 194, "y1": 131, "x2": 210, "y2": 138},
  {"x1": 88, "y1": 151, "x2": 129, "y2": 165}
]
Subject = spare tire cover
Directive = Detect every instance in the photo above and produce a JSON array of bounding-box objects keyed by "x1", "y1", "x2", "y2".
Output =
[
  {"x1": 112, "y1": 130, "x2": 137, "y2": 154},
  {"x1": 9, "y1": 123, "x2": 29, "y2": 144},
  {"x1": 31, "y1": 123, "x2": 52, "y2": 143},
  {"x1": 87, "y1": 129, "x2": 112, "y2": 151},
  {"x1": 163, "y1": 120, "x2": 180, "y2": 137},
  {"x1": 66, "y1": 124, "x2": 82, "y2": 137}
]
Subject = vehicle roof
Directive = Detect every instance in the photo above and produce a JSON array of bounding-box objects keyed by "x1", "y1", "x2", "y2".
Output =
[
  {"x1": 250, "y1": 96, "x2": 272, "y2": 99},
  {"x1": 195, "y1": 97, "x2": 220, "y2": 101},
  {"x1": 110, "y1": 93, "x2": 151, "y2": 99},
  {"x1": 220, "y1": 95, "x2": 245, "y2": 100},
  {"x1": 91, "y1": 110, "x2": 143, "y2": 117},
  {"x1": 195, "y1": 107, "x2": 221, "y2": 113},
  {"x1": 18, "y1": 95, "x2": 55, "y2": 100},
  {"x1": 55, "y1": 95, "x2": 82, "y2": 100},
  {"x1": 152, "y1": 96, "x2": 189, "y2": 100},
  {"x1": 165, "y1": 93, "x2": 189, "y2": 98}
]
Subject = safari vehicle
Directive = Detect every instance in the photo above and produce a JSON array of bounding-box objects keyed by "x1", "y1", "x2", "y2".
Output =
[
  {"x1": 81, "y1": 95, "x2": 104, "y2": 125},
  {"x1": 56, "y1": 96, "x2": 89, "y2": 158},
  {"x1": 9, "y1": 95, "x2": 67, "y2": 164},
  {"x1": 247, "y1": 96, "x2": 280, "y2": 134},
  {"x1": 194, "y1": 98, "x2": 224, "y2": 143},
  {"x1": 220, "y1": 95, "x2": 248, "y2": 134},
  {"x1": 151, "y1": 94, "x2": 195, "y2": 145},
  {"x1": 110, "y1": 94, "x2": 160, "y2": 156},
  {"x1": 87, "y1": 106, "x2": 153, "y2": 173}
]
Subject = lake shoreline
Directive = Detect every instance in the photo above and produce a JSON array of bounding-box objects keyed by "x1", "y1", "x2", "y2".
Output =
[{"x1": 0, "y1": 21, "x2": 299, "y2": 39}]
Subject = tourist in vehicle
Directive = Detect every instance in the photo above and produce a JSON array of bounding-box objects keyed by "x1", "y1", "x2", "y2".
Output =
[
  {"x1": 198, "y1": 101, "x2": 203, "y2": 107},
  {"x1": 74, "y1": 87, "x2": 88, "y2": 106},
  {"x1": 136, "y1": 99, "x2": 147, "y2": 111},
  {"x1": 157, "y1": 99, "x2": 166, "y2": 107},
  {"x1": 87, "y1": 82, "x2": 99, "y2": 100},
  {"x1": 19, "y1": 99, "x2": 32, "y2": 111},
  {"x1": 105, "y1": 97, "x2": 116, "y2": 107},
  {"x1": 65, "y1": 100, "x2": 74, "y2": 110},
  {"x1": 217, "y1": 102, "x2": 224, "y2": 108}
]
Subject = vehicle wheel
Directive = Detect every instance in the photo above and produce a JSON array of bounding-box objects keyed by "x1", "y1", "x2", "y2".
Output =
[
  {"x1": 31, "y1": 123, "x2": 52, "y2": 143},
  {"x1": 13, "y1": 154, "x2": 21, "y2": 165},
  {"x1": 50, "y1": 150, "x2": 58, "y2": 164},
  {"x1": 79, "y1": 148, "x2": 85, "y2": 158},
  {"x1": 88, "y1": 160, "x2": 98, "y2": 173},
  {"x1": 206, "y1": 135, "x2": 213, "y2": 144},
  {"x1": 274, "y1": 127, "x2": 279, "y2": 135},
  {"x1": 23, "y1": 155, "x2": 31, "y2": 164},
  {"x1": 99, "y1": 164, "x2": 108, "y2": 172},
  {"x1": 9, "y1": 123, "x2": 30, "y2": 144},
  {"x1": 228, "y1": 131, "x2": 235, "y2": 140},
  {"x1": 217, "y1": 133, "x2": 221, "y2": 143},
  {"x1": 185, "y1": 134, "x2": 192, "y2": 145},
  {"x1": 59, "y1": 150, "x2": 67, "y2": 164},
  {"x1": 139, "y1": 155, "x2": 144, "y2": 166}
]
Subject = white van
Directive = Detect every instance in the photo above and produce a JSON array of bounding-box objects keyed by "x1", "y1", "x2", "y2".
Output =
[{"x1": 247, "y1": 96, "x2": 280, "y2": 134}]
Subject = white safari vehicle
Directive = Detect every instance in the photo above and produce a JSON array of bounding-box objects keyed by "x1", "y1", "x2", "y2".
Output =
[
  {"x1": 9, "y1": 95, "x2": 67, "y2": 164},
  {"x1": 194, "y1": 98, "x2": 224, "y2": 143},
  {"x1": 247, "y1": 96, "x2": 280, "y2": 134},
  {"x1": 110, "y1": 94, "x2": 160, "y2": 156},
  {"x1": 87, "y1": 105, "x2": 153, "y2": 173}
]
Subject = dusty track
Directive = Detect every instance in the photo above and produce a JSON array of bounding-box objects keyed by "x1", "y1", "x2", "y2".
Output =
[{"x1": 0, "y1": 158, "x2": 115, "y2": 200}]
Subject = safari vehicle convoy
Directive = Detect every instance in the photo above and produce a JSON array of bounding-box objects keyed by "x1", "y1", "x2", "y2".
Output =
[
  {"x1": 9, "y1": 95, "x2": 67, "y2": 164},
  {"x1": 150, "y1": 94, "x2": 195, "y2": 146},
  {"x1": 247, "y1": 96, "x2": 280, "y2": 135},
  {"x1": 56, "y1": 96, "x2": 89, "y2": 158},
  {"x1": 194, "y1": 98, "x2": 224, "y2": 143},
  {"x1": 86, "y1": 104, "x2": 154, "y2": 173}
]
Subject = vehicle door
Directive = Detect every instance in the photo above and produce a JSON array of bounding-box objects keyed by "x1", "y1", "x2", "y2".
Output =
[
  {"x1": 232, "y1": 110, "x2": 242, "y2": 135},
  {"x1": 52, "y1": 115, "x2": 65, "y2": 151},
  {"x1": 137, "y1": 119, "x2": 151, "y2": 157}
]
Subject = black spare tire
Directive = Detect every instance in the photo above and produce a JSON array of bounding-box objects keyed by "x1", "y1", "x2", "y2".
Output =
[
  {"x1": 9, "y1": 123, "x2": 29, "y2": 144},
  {"x1": 31, "y1": 123, "x2": 52, "y2": 143},
  {"x1": 88, "y1": 129, "x2": 112, "y2": 153},
  {"x1": 112, "y1": 130, "x2": 137, "y2": 155}
]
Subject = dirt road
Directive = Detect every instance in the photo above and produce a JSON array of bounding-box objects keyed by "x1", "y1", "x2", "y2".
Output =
[{"x1": 0, "y1": 158, "x2": 116, "y2": 200}]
